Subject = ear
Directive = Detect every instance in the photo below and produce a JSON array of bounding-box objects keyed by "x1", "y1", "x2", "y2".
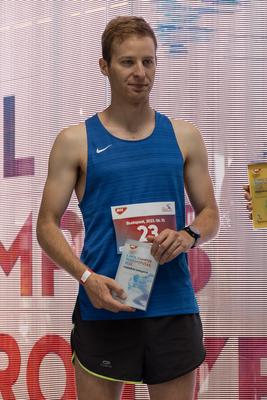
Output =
[{"x1": 99, "y1": 58, "x2": 109, "y2": 76}]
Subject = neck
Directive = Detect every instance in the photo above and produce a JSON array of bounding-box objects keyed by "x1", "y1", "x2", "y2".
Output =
[{"x1": 103, "y1": 99, "x2": 153, "y2": 134}]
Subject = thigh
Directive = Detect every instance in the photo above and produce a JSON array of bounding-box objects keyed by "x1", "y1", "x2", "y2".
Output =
[
  {"x1": 147, "y1": 370, "x2": 196, "y2": 400},
  {"x1": 143, "y1": 314, "x2": 205, "y2": 384},
  {"x1": 74, "y1": 357, "x2": 123, "y2": 400},
  {"x1": 71, "y1": 303, "x2": 144, "y2": 383}
]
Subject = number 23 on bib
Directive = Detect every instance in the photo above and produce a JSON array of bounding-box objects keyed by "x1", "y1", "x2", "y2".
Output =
[{"x1": 111, "y1": 201, "x2": 177, "y2": 253}]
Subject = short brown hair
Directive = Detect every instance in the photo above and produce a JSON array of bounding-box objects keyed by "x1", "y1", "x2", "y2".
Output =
[{"x1": 102, "y1": 16, "x2": 157, "y2": 65}]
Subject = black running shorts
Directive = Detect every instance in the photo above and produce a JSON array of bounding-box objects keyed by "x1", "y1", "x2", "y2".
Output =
[{"x1": 71, "y1": 303, "x2": 206, "y2": 385}]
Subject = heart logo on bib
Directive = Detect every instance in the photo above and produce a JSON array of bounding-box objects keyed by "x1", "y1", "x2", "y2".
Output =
[{"x1": 115, "y1": 207, "x2": 127, "y2": 215}]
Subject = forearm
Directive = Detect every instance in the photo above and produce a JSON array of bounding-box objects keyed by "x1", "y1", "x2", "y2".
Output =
[
  {"x1": 190, "y1": 206, "x2": 220, "y2": 246},
  {"x1": 36, "y1": 219, "x2": 135, "y2": 313},
  {"x1": 36, "y1": 219, "x2": 88, "y2": 282}
]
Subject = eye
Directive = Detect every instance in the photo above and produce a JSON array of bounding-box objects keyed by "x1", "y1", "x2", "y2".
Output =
[
  {"x1": 121, "y1": 59, "x2": 133, "y2": 66},
  {"x1": 143, "y1": 59, "x2": 154, "y2": 66}
]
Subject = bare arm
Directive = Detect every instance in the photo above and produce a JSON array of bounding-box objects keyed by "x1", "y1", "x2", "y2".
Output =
[
  {"x1": 37, "y1": 125, "x2": 134, "y2": 313},
  {"x1": 182, "y1": 121, "x2": 219, "y2": 245},
  {"x1": 148, "y1": 120, "x2": 219, "y2": 264},
  {"x1": 37, "y1": 127, "x2": 84, "y2": 279}
]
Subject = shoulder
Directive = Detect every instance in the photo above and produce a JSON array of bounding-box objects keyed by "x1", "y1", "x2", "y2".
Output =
[
  {"x1": 55, "y1": 122, "x2": 86, "y2": 148},
  {"x1": 50, "y1": 122, "x2": 87, "y2": 165},
  {"x1": 170, "y1": 118, "x2": 201, "y2": 139},
  {"x1": 169, "y1": 118, "x2": 205, "y2": 160}
]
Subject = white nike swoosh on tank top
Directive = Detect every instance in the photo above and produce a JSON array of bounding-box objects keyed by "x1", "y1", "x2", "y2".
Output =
[{"x1": 96, "y1": 145, "x2": 112, "y2": 154}]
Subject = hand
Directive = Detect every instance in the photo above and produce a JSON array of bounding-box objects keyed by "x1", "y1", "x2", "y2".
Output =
[
  {"x1": 83, "y1": 273, "x2": 136, "y2": 313},
  {"x1": 243, "y1": 184, "x2": 252, "y2": 219},
  {"x1": 147, "y1": 228, "x2": 195, "y2": 265}
]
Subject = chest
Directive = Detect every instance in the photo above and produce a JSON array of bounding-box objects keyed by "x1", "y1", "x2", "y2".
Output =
[{"x1": 88, "y1": 139, "x2": 184, "y2": 188}]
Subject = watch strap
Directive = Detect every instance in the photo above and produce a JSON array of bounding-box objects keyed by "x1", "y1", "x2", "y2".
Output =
[{"x1": 183, "y1": 225, "x2": 200, "y2": 248}]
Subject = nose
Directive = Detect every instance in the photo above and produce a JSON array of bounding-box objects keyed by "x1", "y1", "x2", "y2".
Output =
[{"x1": 133, "y1": 62, "x2": 146, "y2": 79}]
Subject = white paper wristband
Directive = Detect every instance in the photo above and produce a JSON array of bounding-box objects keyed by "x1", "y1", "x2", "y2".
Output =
[{"x1": 80, "y1": 269, "x2": 92, "y2": 285}]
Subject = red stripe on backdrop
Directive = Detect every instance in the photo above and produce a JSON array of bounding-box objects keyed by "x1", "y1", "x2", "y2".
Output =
[{"x1": 121, "y1": 384, "x2": 135, "y2": 400}]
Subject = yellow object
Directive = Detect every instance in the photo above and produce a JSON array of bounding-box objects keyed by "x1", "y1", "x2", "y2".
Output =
[{"x1": 248, "y1": 162, "x2": 267, "y2": 229}]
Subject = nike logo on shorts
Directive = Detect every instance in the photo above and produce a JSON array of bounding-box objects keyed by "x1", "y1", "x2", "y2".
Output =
[{"x1": 96, "y1": 145, "x2": 112, "y2": 153}]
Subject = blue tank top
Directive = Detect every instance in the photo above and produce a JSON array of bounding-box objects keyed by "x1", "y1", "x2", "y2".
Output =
[{"x1": 77, "y1": 111, "x2": 199, "y2": 320}]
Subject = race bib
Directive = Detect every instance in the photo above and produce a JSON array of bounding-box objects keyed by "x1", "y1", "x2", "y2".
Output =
[{"x1": 111, "y1": 201, "x2": 177, "y2": 253}]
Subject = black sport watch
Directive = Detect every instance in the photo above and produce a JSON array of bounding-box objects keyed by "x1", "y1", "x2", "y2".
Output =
[{"x1": 183, "y1": 225, "x2": 201, "y2": 248}]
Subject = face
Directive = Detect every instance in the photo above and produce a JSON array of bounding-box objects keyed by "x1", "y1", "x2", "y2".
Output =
[{"x1": 100, "y1": 35, "x2": 156, "y2": 104}]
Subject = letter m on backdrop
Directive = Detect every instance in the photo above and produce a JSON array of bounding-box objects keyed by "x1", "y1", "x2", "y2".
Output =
[{"x1": 0, "y1": 214, "x2": 32, "y2": 296}]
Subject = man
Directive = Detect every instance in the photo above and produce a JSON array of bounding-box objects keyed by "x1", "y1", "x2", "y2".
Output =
[{"x1": 37, "y1": 16, "x2": 219, "y2": 400}]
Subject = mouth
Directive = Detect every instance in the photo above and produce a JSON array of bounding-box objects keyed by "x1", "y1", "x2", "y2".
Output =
[{"x1": 128, "y1": 84, "x2": 148, "y2": 91}]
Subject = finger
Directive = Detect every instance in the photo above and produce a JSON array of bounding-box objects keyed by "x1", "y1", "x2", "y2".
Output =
[
  {"x1": 243, "y1": 184, "x2": 250, "y2": 193},
  {"x1": 104, "y1": 294, "x2": 136, "y2": 313},
  {"x1": 106, "y1": 280, "x2": 127, "y2": 300},
  {"x1": 161, "y1": 246, "x2": 182, "y2": 264},
  {"x1": 244, "y1": 192, "x2": 252, "y2": 201},
  {"x1": 159, "y1": 240, "x2": 181, "y2": 264},
  {"x1": 150, "y1": 231, "x2": 169, "y2": 258},
  {"x1": 118, "y1": 304, "x2": 136, "y2": 312},
  {"x1": 146, "y1": 235, "x2": 155, "y2": 243},
  {"x1": 246, "y1": 203, "x2": 252, "y2": 211},
  {"x1": 153, "y1": 234, "x2": 175, "y2": 262},
  {"x1": 108, "y1": 300, "x2": 135, "y2": 313}
]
